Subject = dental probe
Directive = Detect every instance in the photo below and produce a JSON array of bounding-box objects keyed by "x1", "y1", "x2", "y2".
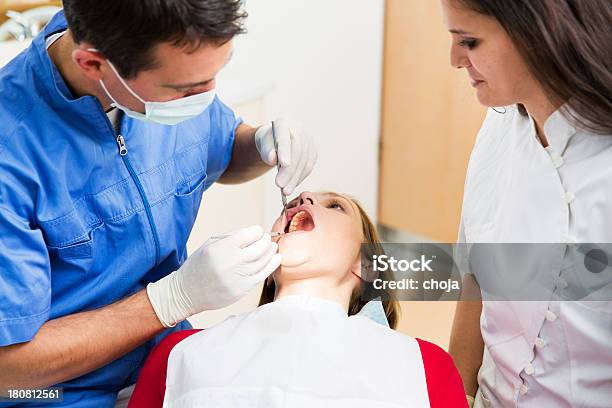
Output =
[
  {"x1": 271, "y1": 121, "x2": 288, "y2": 221},
  {"x1": 210, "y1": 232, "x2": 284, "y2": 241}
]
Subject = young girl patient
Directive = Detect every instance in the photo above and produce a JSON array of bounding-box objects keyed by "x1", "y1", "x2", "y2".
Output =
[{"x1": 128, "y1": 191, "x2": 467, "y2": 408}]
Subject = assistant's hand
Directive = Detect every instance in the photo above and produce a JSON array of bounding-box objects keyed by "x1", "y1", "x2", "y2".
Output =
[
  {"x1": 146, "y1": 226, "x2": 281, "y2": 328},
  {"x1": 255, "y1": 118, "x2": 317, "y2": 195}
]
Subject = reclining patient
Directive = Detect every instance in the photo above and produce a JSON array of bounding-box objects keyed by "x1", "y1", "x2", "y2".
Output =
[{"x1": 128, "y1": 192, "x2": 467, "y2": 408}]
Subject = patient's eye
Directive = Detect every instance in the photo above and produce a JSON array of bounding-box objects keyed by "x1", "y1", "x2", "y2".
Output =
[{"x1": 327, "y1": 199, "x2": 345, "y2": 212}]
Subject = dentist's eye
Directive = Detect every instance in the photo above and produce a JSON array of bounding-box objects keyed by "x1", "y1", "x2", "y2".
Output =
[{"x1": 459, "y1": 38, "x2": 479, "y2": 49}]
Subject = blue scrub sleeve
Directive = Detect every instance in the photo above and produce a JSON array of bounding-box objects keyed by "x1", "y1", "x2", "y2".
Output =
[
  {"x1": 203, "y1": 97, "x2": 243, "y2": 185},
  {"x1": 0, "y1": 207, "x2": 51, "y2": 346}
]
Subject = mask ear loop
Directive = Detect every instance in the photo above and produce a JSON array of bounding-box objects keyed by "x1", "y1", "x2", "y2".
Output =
[
  {"x1": 88, "y1": 48, "x2": 147, "y2": 105},
  {"x1": 492, "y1": 106, "x2": 507, "y2": 114},
  {"x1": 105, "y1": 60, "x2": 147, "y2": 104},
  {"x1": 98, "y1": 78, "x2": 121, "y2": 109}
]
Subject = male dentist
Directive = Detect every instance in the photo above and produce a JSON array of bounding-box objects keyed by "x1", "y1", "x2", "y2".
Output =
[{"x1": 0, "y1": 0, "x2": 316, "y2": 406}]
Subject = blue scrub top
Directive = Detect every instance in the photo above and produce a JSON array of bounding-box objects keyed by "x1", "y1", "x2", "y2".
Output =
[{"x1": 0, "y1": 11, "x2": 240, "y2": 407}]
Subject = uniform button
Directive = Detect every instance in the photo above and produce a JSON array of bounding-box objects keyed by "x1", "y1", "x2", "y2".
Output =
[
  {"x1": 524, "y1": 363, "x2": 535, "y2": 376},
  {"x1": 545, "y1": 148, "x2": 565, "y2": 168},
  {"x1": 563, "y1": 236, "x2": 577, "y2": 244},
  {"x1": 554, "y1": 277, "x2": 568, "y2": 290},
  {"x1": 564, "y1": 191, "x2": 575, "y2": 204},
  {"x1": 535, "y1": 337, "x2": 547, "y2": 348},
  {"x1": 519, "y1": 384, "x2": 529, "y2": 396},
  {"x1": 546, "y1": 310, "x2": 558, "y2": 322}
]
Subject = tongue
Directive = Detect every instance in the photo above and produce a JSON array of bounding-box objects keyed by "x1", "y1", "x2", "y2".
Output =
[
  {"x1": 297, "y1": 215, "x2": 315, "y2": 232},
  {"x1": 296, "y1": 212, "x2": 314, "y2": 231}
]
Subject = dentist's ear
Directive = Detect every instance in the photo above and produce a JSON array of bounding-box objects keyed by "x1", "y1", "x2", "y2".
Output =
[{"x1": 72, "y1": 46, "x2": 107, "y2": 81}]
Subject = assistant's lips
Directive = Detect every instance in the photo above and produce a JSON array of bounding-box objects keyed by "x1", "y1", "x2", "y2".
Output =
[{"x1": 470, "y1": 78, "x2": 485, "y2": 87}]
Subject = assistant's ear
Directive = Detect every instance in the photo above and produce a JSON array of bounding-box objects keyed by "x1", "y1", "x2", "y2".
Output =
[{"x1": 72, "y1": 46, "x2": 106, "y2": 82}]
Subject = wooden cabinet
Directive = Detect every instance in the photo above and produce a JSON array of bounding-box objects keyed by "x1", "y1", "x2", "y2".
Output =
[
  {"x1": 379, "y1": 0, "x2": 485, "y2": 242},
  {"x1": 379, "y1": 0, "x2": 486, "y2": 349}
]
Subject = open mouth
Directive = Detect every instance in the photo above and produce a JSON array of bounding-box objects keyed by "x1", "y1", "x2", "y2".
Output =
[{"x1": 284, "y1": 206, "x2": 316, "y2": 234}]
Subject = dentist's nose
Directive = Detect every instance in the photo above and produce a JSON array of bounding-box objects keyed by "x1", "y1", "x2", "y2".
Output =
[{"x1": 297, "y1": 191, "x2": 315, "y2": 206}]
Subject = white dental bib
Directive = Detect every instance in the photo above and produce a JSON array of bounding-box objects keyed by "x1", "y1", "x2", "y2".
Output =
[{"x1": 163, "y1": 294, "x2": 430, "y2": 407}]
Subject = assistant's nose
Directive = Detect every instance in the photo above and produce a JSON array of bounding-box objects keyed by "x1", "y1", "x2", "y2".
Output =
[
  {"x1": 297, "y1": 191, "x2": 315, "y2": 206},
  {"x1": 450, "y1": 42, "x2": 471, "y2": 69}
]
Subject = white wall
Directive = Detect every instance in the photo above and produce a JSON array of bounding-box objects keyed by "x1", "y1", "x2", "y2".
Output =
[{"x1": 223, "y1": 0, "x2": 385, "y2": 226}]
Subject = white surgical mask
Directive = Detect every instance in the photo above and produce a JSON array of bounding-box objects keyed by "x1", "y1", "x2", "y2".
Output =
[{"x1": 92, "y1": 50, "x2": 216, "y2": 126}]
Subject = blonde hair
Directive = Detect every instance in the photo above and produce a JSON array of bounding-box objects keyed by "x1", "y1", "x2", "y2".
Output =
[{"x1": 259, "y1": 194, "x2": 401, "y2": 329}]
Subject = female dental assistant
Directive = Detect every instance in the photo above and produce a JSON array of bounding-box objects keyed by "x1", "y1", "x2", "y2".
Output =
[
  {"x1": 0, "y1": 1, "x2": 316, "y2": 407},
  {"x1": 440, "y1": 0, "x2": 612, "y2": 407}
]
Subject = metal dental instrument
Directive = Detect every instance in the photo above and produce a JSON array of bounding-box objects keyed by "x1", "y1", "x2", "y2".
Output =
[
  {"x1": 210, "y1": 123, "x2": 289, "y2": 244},
  {"x1": 210, "y1": 232, "x2": 284, "y2": 241},
  {"x1": 272, "y1": 121, "x2": 288, "y2": 221}
]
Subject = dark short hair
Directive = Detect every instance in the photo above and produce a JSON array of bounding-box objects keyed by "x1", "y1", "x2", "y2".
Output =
[{"x1": 64, "y1": 0, "x2": 246, "y2": 79}]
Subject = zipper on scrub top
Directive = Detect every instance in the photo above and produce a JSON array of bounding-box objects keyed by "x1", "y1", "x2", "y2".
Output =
[
  {"x1": 116, "y1": 135, "x2": 128, "y2": 156},
  {"x1": 114, "y1": 134, "x2": 162, "y2": 265},
  {"x1": 102, "y1": 107, "x2": 162, "y2": 266},
  {"x1": 114, "y1": 134, "x2": 162, "y2": 266}
]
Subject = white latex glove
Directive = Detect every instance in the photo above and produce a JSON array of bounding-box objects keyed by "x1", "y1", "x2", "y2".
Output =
[
  {"x1": 146, "y1": 226, "x2": 281, "y2": 328},
  {"x1": 255, "y1": 118, "x2": 317, "y2": 196}
]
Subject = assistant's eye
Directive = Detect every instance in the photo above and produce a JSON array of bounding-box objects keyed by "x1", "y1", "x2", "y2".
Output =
[
  {"x1": 459, "y1": 38, "x2": 479, "y2": 50},
  {"x1": 327, "y1": 199, "x2": 345, "y2": 212}
]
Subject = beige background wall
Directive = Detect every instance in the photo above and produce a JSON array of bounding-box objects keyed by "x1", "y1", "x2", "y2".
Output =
[
  {"x1": 379, "y1": 0, "x2": 485, "y2": 242},
  {"x1": 379, "y1": 0, "x2": 487, "y2": 349}
]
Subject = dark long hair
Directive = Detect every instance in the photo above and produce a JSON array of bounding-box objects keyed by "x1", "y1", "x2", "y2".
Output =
[{"x1": 458, "y1": 0, "x2": 612, "y2": 135}]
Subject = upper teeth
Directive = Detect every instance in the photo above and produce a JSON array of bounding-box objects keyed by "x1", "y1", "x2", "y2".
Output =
[{"x1": 288, "y1": 211, "x2": 307, "y2": 233}]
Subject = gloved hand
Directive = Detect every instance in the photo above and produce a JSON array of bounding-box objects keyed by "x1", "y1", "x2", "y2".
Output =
[
  {"x1": 255, "y1": 118, "x2": 317, "y2": 196},
  {"x1": 146, "y1": 226, "x2": 282, "y2": 328}
]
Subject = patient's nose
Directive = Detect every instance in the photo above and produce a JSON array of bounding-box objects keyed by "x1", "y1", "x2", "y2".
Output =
[{"x1": 297, "y1": 192, "x2": 315, "y2": 206}]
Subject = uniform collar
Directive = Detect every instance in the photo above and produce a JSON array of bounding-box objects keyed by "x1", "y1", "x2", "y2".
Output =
[
  {"x1": 271, "y1": 294, "x2": 349, "y2": 318},
  {"x1": 30, "y1": 11, "x2": 109, "y2": 128},
  {"x1": 542, "y1": 106, "x2": 578, "y2": 155}
]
